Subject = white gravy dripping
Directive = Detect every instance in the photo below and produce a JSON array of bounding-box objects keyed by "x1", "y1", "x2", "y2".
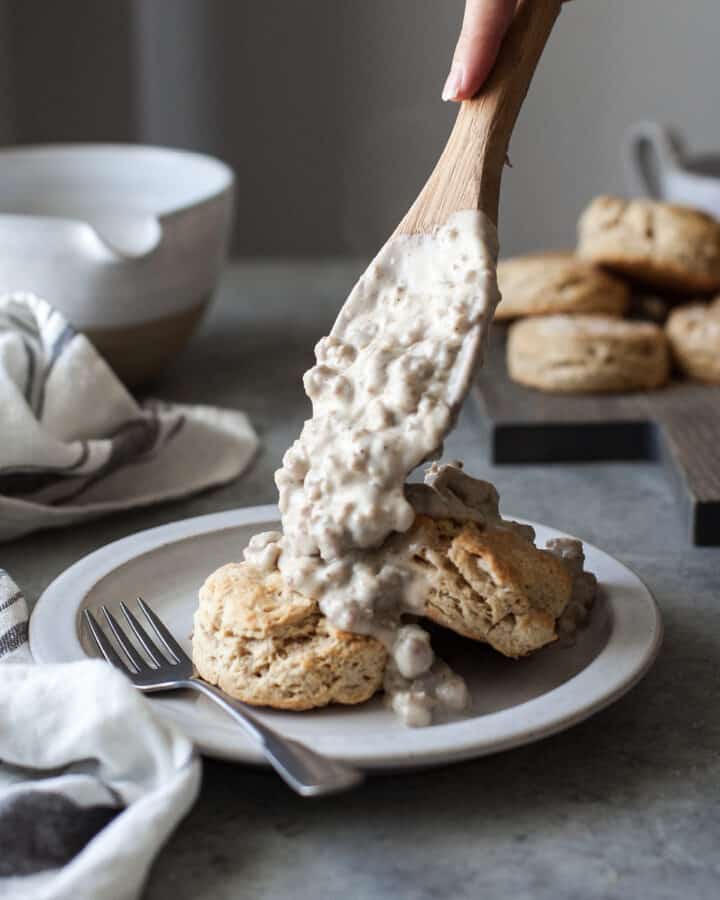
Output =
[{"x1": 244, "y1": 210, "x2": 500, "y2": 725}]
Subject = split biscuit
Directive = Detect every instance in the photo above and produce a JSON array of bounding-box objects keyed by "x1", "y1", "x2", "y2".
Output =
[{"x1": 411, "y1": 516, "x2": 573, "y2": 658}]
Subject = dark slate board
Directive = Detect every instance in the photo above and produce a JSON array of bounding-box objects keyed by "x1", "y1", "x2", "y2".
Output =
[{"x1": 474, "y1": 328, "x2": 720, "y2": 546}]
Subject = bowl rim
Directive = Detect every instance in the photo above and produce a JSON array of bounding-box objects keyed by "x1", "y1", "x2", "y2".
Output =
[{"x1": 0, "y1": 142, "x2": 235, "y2": 213}]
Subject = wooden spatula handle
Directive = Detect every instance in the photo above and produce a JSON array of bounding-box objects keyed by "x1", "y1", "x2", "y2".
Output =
[{"x1": 398, "y1": 0, "x2": 563, "y2": 235}]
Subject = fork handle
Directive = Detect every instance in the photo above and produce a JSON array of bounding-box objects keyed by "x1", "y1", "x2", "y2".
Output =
[{"x1": 185, "y1": 678, "x2": 364, "y2": 796}]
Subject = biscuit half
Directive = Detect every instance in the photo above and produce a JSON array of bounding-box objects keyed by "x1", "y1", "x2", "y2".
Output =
[
  {"x1": 192, "y1": 562, "x2": 387, "y2": 710},
  {"x1": 411, "y1": 517, "x2": 572, "y2": 658}
]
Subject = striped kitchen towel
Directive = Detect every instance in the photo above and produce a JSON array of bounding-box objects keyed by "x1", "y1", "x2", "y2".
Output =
[
  {"x1": 0, "y1": 567, "x2": 30, "y2": 662},
  {"x1": 0, "y1": 292, "x2": 258, "y2": 542},
  {"x1": 0, "y1": 291, "x2": 249, "y2": 895},
  {"x1": 0, "y1": 569, "x2": 201, "y2": 900}
]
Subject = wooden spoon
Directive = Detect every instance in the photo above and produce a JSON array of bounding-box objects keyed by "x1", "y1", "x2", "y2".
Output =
[
  {"x1": 389, "y1": 0, "x2": 564, "y2": 411},
  {"x1": 397, "y1": 0, "x2": 563, "y2": 236},
  {"x1": 333, "y1": 0, "x2": 563, "y2": 413}
]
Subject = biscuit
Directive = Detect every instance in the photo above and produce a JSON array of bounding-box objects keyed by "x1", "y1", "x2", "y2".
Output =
[
  {"x1": 192, "y1": 562, "x2": 387, "y2": 710},
  {"x1": 410, "y1": 516, "x2": 572, "y2": 658},
  {"x1": 495, "y1": 252, "x2": 629, "y2": 320},
  {"x1": 666, "y1": 297, "x2": 720, "y2": 383},
  {"x1": 507, "y1": 314, "x2": 670, "y2": 393},
  {"x1": 578, "y1": 195, "x2": 720, "y2": 293}
]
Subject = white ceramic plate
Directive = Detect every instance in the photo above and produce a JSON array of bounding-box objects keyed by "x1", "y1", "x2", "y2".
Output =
[{"x1": 30, "y1": 505, "x2": 662, "y2": 770}]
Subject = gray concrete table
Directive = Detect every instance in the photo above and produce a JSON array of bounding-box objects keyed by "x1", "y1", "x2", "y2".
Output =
[{"x1": 5, "y1": 262, "x2": 719, "y2": 899}]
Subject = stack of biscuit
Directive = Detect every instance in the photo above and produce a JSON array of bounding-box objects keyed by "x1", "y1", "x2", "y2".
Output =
[
  {"x1": 499, "y1": 195, "x2": 720, "y2": 392},
  {"x1": 192, "y1": 500, "x2": 596, "y2": 714}
]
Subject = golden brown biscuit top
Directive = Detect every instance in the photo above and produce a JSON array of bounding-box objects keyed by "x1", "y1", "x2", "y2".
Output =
[
  {"x1": 498, "y1": 251, "x2": 623, "y2": 290},
  {"x1": 581, "y1": 194, "x2": 720, "y2": 232},
  {"x1": 198, "y1": 562, "x2": 317, "y2": 639},
  {"x1": 511, "y1": 313, "x2": 664, "y2": 341},
  {"x1": 495, "y1": 251, "x2": 629, "y2": 319},
  {"x1": 578, "y1": 196, "x2": 720, "y2": 266}
]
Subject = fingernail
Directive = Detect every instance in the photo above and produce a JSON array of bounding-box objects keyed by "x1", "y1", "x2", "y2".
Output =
[{"x1": 441, "y1": 63, "x2": 464, "y2": 102}]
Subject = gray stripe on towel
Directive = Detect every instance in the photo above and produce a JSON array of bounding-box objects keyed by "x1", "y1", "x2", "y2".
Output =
[
  {"x1": 0, "y1": 791, "x2": 119, "y2": 876},
  {"x1": 0, "y1": 622, "x2": 29, "y2": 657},
  {"x1": 23, "y1": 338, "x2": 37, "y2": 406},
  {"x1": 0, "y1": 591, "x2": 23, "y2": 613},
  {"x1": 36, "y1": 323, "x2": 77, "y2": 418}
]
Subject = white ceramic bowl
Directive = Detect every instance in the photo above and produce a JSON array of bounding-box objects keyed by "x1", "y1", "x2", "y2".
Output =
[{"x1": 0, "y1": 144, "x2": 234, "y2": 385}]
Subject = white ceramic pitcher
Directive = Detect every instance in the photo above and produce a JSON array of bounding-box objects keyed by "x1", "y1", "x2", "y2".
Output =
[{"x1": 624, "y1": 121, "x2": 720, "y2": 220}]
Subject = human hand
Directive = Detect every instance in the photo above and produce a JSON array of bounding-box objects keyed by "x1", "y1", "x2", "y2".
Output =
[{"x1": 442, "y1": 0, "x2": 567, "y2": 102}]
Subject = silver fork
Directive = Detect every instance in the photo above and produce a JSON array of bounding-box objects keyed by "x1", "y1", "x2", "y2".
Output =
[{"x1": 83, "y1": 597, "x2": 363, "y2": 796}]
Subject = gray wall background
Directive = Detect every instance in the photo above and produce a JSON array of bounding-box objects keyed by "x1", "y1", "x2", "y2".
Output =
[{"x1": 1, "y1": 0, "x2": 719, "y2": 258}]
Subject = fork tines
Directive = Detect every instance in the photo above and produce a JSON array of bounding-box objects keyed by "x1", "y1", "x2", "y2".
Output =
[{"x1": 83, "y1": 597, "x2": 188, "y2": 674}]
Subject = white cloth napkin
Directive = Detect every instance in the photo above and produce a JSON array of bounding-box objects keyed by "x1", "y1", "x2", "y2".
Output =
[
  {"x1": 0, "y1": 569, "x2": 201, "y2": 900},
  {"x1": 0, "y1": 292, "x2": 261, "y2": 895},
  {"x1": 0, "y1": 293, "x2": 258, "y2": 542}
]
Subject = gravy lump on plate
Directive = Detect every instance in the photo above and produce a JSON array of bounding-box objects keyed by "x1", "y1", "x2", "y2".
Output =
[
  {"x1": 244, "y1": 210, "x2": 501, "y2": 726},
  {"x1": 546, "y1": 538, "x2": 598, "y2": 640}
]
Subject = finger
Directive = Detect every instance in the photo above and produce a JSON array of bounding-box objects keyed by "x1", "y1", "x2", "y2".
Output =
[{"x1": 442, "y1": 0, "x2": 516, "y2": 102}]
